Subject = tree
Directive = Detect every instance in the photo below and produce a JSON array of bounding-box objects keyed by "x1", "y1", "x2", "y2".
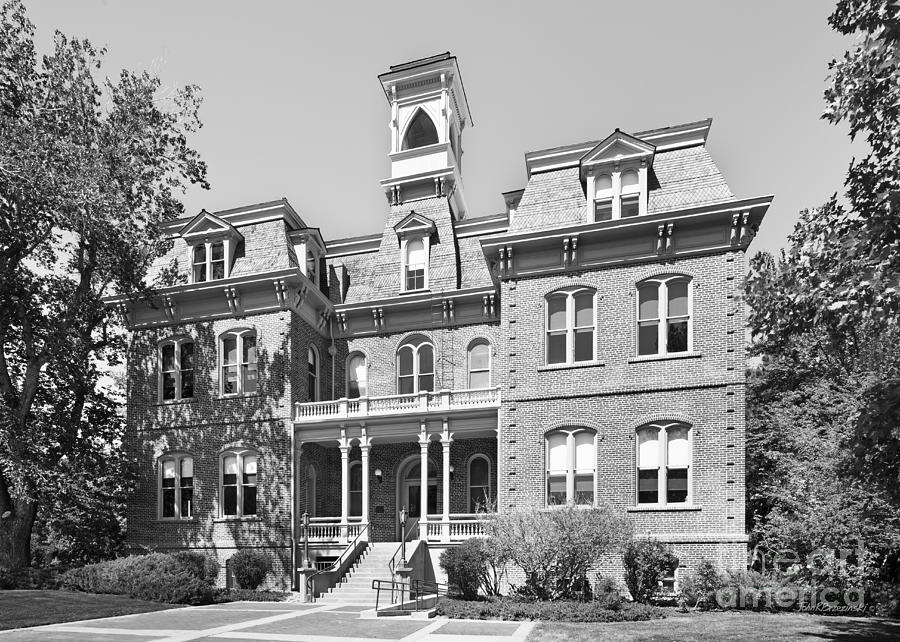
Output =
[{"x1": 0, "y1": 0, "x2": 208, "y2": 569}]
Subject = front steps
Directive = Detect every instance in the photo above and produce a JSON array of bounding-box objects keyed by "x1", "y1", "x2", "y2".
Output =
[{"x1": 315, "y1": 542, "x2": 400, "y2": 604}]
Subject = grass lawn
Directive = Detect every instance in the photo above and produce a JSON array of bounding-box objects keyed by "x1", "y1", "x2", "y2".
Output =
[
  {"x1": 0, "y1": 589, "x2": 180, "y2": 630},
  {"x1": 527, "y1": 610, "x2": 900, "y2": 641}
]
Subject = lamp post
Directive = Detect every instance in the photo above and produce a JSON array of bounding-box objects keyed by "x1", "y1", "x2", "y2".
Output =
[
  {"x1": 302, "y1": 511, "x2": 311, "y2": 568},
  {"x1": 399, "y1": 507, "x2": 408, "y2": 568}
]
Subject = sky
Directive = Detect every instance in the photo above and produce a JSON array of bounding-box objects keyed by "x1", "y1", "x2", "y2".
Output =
[{"x1": 23, "y1": 0, "x2": 861, "y2": 258}]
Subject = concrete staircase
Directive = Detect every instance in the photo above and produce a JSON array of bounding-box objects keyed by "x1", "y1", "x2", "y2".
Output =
[{"x1": 315, "y1": 542, "x2": 400, "y2": 605}]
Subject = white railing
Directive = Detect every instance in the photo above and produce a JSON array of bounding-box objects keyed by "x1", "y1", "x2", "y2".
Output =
[
  {"x1": 423, "y1": 513, "x2": 489, "y2": 542},
  {"x1": 306, "y1": 517, "x2": 366, "y2": 542},
  {"x1": 295, "y1": 387, "x2": 501, "y2": 422}
]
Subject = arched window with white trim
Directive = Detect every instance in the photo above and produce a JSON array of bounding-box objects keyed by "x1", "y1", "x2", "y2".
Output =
[
  {"x1": 468, "y1": 455, "x2": 491, "y2": 512},
  {"x1": 637, "y1": 276, "x2": 692, "y2": 356},
  {"x1": 545, "y1": 427, "x2": 596, "y2": 507},
  {"x1": 620, "y1": 170, "x2": 640, "y2": 218},
  {"x1": 467, "y1": 340, "x2": 491, "y2": 389},
  {"x1": 347, "y1": 352, "x2": 367, "y2": 399},
  {"x1": 220, "y1": 329, "x2": 257, "y2": 396},
  {"x1": 637, "y1": 422, "x2": 692, "y2": 505},
  {"x1": 349, "y1": 461, "x2": 363, "y2": 517},
  {"x1": 159, "y1": 453, "x2": 194, "y2": 519},
  {"x1": 402, "y1": 109, "x2": 439, "y2": 150},
  {"x1": 405, "y1": 238, "x2": 427, "y2": 291},
  {"x1": 546, "y1": 288, "x2": 596, "y2": 365},
  {"x1": 159, "y1": 337, "x2": 194, "y2": 401},
  {"x1": 397, "y1": 337, "x2": 434, "y2": 394},
  {"x1": 308, "y1": 346, "x2": 319, "y2": 402},
  {"x1": 221, "y1": 449, "x2": 258, "y2": 517}
]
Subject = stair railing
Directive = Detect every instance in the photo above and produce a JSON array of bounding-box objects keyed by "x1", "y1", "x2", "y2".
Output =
[
  {"x1": 387, "y1": 517, "x2": 419, "y2": 577},
  {"x1": 306, "y1": 522, "x2": 369, "y2": 601}
]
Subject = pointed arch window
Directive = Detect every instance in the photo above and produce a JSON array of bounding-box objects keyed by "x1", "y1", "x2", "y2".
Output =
[
  {"x1": 347, "y1": 352, "x2": 367, "y2": 399},
  {"x1": 402, "y1": 109, "x2": 439, "y2": 150},
  {"x1": 397, "y1": 337, "x2": 434, "y2": 394}
]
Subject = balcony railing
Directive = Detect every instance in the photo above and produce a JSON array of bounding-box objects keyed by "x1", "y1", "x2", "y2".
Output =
[
  {"x1": 302, "y1": 514, "x2": 489, "y2": 544},
  {"x1": 295, "y1": 387, "x2": 501, "y2": 422}
]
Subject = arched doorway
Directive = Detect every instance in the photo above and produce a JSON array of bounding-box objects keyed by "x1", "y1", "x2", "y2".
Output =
[{"x1": 396, "y1": 456, "x2": 437, "y2": 539}]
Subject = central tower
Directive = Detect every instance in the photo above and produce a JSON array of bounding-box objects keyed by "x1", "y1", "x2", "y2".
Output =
[{"x1": 378, "y1": 53, "x2": 472, "y2": 219}]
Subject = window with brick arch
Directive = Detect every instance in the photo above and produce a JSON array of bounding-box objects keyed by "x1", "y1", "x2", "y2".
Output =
[
  {"x1": 159, "y1": 453, "x2": 194, "y2": 519},
  {"x1": 545, "y1": 428, "x2": 596, "y2": 507},
  {"x1": 159, "y1": 337, "x2": 194, "y2": 401},
  {"x1": 308, "y1": 345, "x2": 319, "y2": 402},
  {"x1": 220, "y1": 330, "x2": 257, "y2": 396},
  {"x1": 347, "y1": 352, "x2": 367, "y2": 399},
  {"x1": 468, "y1": 454, "x2": 491, "y2": 512},
  {"x1": 397, "y1": 337, "x2": 434, "y2": 394},
  {"x1": 221, "y1": 450, "x2": 258, "y2": 517},
  {"x1": 636, "y1": 276, "x2": 692, "y2": 356},
  {"x1": 467, "y1": 340, "x2": 491, "y2": 389},
  {"x1": 546, "y1": 288, "x2": 596, "y2": 365},
  {"x1": 349, "y1": 461, "x2": 363, "y2": 517},
  {"x1": 637, "y1": 422, "x2": 691, "y2": 505}
]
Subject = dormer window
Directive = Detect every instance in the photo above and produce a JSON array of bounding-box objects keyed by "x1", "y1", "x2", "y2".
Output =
[
  {"x1": 594, "y1": 174, "x2": 613, "y2": 222},
  {"x1": 405, "y1": 238, "x2": 426, "y2": 290},
  {"x1": 402, "y1": 109, "x2": 439, "y2": 150},
  {"x1": 179, "y1": 210, "x2": 242, "y2": 285},
  {"x1": 192, "y1": 241, "x2": 226, "y2": 282},
  {"x1": 306, "y1": 250, "x2": 318, "y2": 288},
  {"x1": 581, "y1": 130, "x2": 654, "y2": 222},
  {"x1": 620, "y1": 170, "x2": 640, "y2": 218},
  {"x1": 394, "y1": 211, "x2": 436, "y2": 293}
]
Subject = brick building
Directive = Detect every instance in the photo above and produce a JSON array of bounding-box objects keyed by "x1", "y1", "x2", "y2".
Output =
[{"x1": 110, "y1": 53, "x2": 772, "y2": 595}]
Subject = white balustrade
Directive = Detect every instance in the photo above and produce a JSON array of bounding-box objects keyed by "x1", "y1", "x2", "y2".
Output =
[{"x1": 295, "y1": 387, "x2": 500, "y2": 422}]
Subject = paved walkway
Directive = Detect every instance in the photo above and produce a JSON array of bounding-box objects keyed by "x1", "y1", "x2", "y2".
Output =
[{"x1": 0, "y1": 601, "x2": 535, "y2": 642}]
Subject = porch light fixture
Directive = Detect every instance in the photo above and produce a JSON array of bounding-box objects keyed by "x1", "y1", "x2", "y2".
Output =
[
  {"x1": 374, "y1": 468, "x2": 383, "y2": 484},
  {"x1": 449, "y1": 464, "x2": 455, "y2": 480}
]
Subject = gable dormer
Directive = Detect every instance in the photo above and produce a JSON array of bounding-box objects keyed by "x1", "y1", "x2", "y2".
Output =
[
  {"x1": 179, "y1": 210, "x2": 244, "y2": 283},
  {"x1": 288, "y1": 228, "x2": 327, "y2": 290},
  {"x1": 580, "y1": 130, "x2": 656, "y2": 222},
  {"x1": 394, "y1": 211, "x2": 436, "y2": 293}
]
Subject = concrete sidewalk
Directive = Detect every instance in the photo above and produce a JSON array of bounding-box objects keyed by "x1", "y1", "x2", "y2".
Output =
[{"x1": 0, "y1": 601, "x2": 535, "y2": 642}]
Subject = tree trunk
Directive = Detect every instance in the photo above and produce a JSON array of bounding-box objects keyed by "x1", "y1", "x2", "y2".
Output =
[{"x1": 0, "y1": 500, "x2": 37, "y2": 570}]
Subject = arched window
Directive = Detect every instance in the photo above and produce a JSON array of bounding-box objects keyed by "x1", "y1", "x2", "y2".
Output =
[
  {"x1": 349, "y1": 461, "x2": 363, "y2": 517},
  {"x1": 620, "y1": 170, "x2": 640, "y2": 217},
  {"x1": 546, "y1": 428, "x2": 596, "y2": 506},
  {"x1": 397, "y1": 337, "x2": 434, "y2": 394},
  {"x1": 468, "y1": 455, "x2": 491, "y2": 512},
  {"x1": 405, "y1": 238, "x2": 426, "y2": 291},
  {"x1": 637, "y1": 276, "x2": 692, "y2": 356},
  {"x1": 594, "y1": 174, "x2": 613, "y2": 221},
  {"x1": 221, "y1": 449, "x2": 258, "y2": 517},
  {"x1": 467, "y1": 341, "x2": 491, "y2": 389},
  {"x1": 402, "y1": 109, "x2": 439, "y2": 150},
  {"x1": 308, "y1": 346, "x2": 319, "y2": 402},
  {"x1": 220, "y1": 330, "x2": 257, "y2": 396},
  {"x1": 159, "y1": 337, "x2": 194, "y2": 401},
  {"x1": 305, "y1": 464, "x2": 317, "y2": 518},
  {"x1": 347, "y1": 352, "x2": 367, "y2": 398},
  {"x1": 637, "y1": 422, "x2": 691, "y2": 505},
  {"x1": 546, "y1": 288, "x2": 595, "y2": 365},
  {"x1": 159, "y1": 453, "x2": 193, "y2": 519}
]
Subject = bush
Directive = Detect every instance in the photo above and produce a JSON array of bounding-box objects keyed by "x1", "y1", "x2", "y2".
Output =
[
  {"x1": 0, "y1": 566, "x2": 63, "y2": 590},
  {"x1": 677, "y1": 559, "x2": 721, "y2": 609},
  {"x1": 440, "y1": 539, "x2": 486, "y2": 599},
  {"x1": 230, "y1": 550, "x2": 272, "y2": 590},
  {"x1": 60, "y1": 552, "x2": 217, "y2": 604},
  {"x1": 622, "y1": 539, "x2": 678, "y2": 604},
  {"x1": 485, "y1": 506, "x2": 632, "y2": 600},
  {"x1": 592, "y1": 575, "x2": 623, "y2": 609},
  {"x1": 172, "y1": 550, "x2": 220, "y2": 583},
  {"x1": 434, "y1": 596, "x2": 663, "y2": 622},
  {"x1": 214, "y1": 589, "x2": 289, "y2": 602}
]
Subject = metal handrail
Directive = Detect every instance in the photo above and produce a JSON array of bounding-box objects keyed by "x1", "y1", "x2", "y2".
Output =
[
  {"x1": 387, "y1": 517, "x2": 419, "y2": 576},
  {"x1": 371, "y1": 578, "x2": 456, "y2": 612},
  {"x1": 305, "y1": 522, "x2": 369, "y2": 601}
]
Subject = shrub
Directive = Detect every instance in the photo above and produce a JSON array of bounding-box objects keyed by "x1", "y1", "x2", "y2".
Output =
[
  {"x1": 677, "y1": 559, "x2": 721, "y2": 609},
  {"x1": 434, "y1": 596, "x2": 663, "y2": 622},
  {"x1": 622, "y1": 539, "x2": 679, "y2": 604},
  {"x1": 0, "y1": 566, "x2": 63, "y2": 590},
  {"x1": 485, "y1": 506, "x2": 632, "y2": 600},
  {"x1": 172, "y1": 550, "x2": 220, "y2": 583},
  {"x1": 214, "y1": 589, "x2": 289, "y2": 603},
  {"x1": 60, "y1": 552, "x2": 217, "y2": 604},
  {"x1": 592, "y1": 575, "x2": 623, "y2": 609},
  {"x1": 230, "y1": 550, "x2": 272, "y2": 590},
  {"x1": 440, "y1": 539, "x2": 486, "y2": 599}
]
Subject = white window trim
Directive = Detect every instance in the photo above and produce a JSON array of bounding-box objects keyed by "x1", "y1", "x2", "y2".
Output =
[
  {"x1": 636, "y1": 422, "x2": 693, "y2": 507},
  {"x1": 158, "y1": 453, "x2": 194, "y2": 520},
  {"x1": 219, "y1": 329, "x2": 258, "y2": 397},
  {"x1": 396, "y1": 340, "x2": 435, "y2": 394},
  {"x1": 545, "y1": 288, "x2": 596, "y2": 366},
  {"x1": 190, "y1": 238, "x2": 233, "y2": 283},
  {"x1": 349, "y1": 460, "x2": 363, "y2": 518},
  {"x1": 467, "y1": 454, "x2": 492, "y2": 513},
  {"x1": 467, "y1": 340, "x2": 492, "y2": 389},
  {"x1": 308, "y1": 345, "x2": 320, "y2": 402},
  {"x1": 219, "y1": 449, "x2": 259, "y2": 518},
  {"x1": 400, "y1": 235, "x2": 431, "y2": 293},
  {"x1": 636, "y1": 276, "x2": 693, "y2": 356},
  {"x1": 158, "y1": 337, "x2": 194, "y2": 402},
  {"x1": 545, "y1": 428, "x2": 597, "y2": 508},
  {"x1": 346, "y1": 351, "x2": 368, "y2": 399},
  {"x1": 586, "y1": 165, "x2": 648, "y2": 221}
]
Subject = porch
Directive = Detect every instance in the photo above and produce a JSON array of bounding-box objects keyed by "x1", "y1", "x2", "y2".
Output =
[{"x1": 294, "y1": 387, "x2": 500, "y2": 546}]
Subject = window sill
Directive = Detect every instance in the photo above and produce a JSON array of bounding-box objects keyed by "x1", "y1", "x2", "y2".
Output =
[
  {"x1": 214, "y1": 516, "x2": 261, "y2": 523},
  {"x1": 154, "y1": 398, "x2": 197, "y2": 407},
  {"x1": 537, "y1": 361, "x2": 605, "y2": 372},
  {"x1": 543, "y1": 504, "x2": 597, "y2": 511},
  {"x1": 626, "y1": 504, "x2": 701, "y2": 512},
  {"x1": 216, "y1": 392, "x2": 260, "y2": 401},
  {"x1": 399, "y1": 288, "x2": 431, "y2": 296},
  {"x1": 627, "y1": 352, "x2": 702, "y2": 364},
  {"x1": 154, "y1": 518, "x2": 199, "y2": 524}
]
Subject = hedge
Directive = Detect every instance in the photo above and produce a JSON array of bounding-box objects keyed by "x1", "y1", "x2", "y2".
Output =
[{"x1": 435, "y1": 597, "x2": 664, "y2": 622}]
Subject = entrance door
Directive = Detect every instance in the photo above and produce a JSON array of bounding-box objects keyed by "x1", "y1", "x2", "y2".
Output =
[{"x1": 398, "y1": 460, "x2": 437, "y2": 538}]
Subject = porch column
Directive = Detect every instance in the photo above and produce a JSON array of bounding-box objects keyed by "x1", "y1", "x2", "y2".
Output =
[
  {"x1": 339, "y1": 431, "x2": 350, "y2": 543},
  {"x1": 419, "y1": 422, "x2": 429, "y2": 540},
  {"x1": 360, "y1": 428, "x2": 370, "y2": 541},
  {"x1": 441, "y1": 420, "x2": 452, "y2": 543}
]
